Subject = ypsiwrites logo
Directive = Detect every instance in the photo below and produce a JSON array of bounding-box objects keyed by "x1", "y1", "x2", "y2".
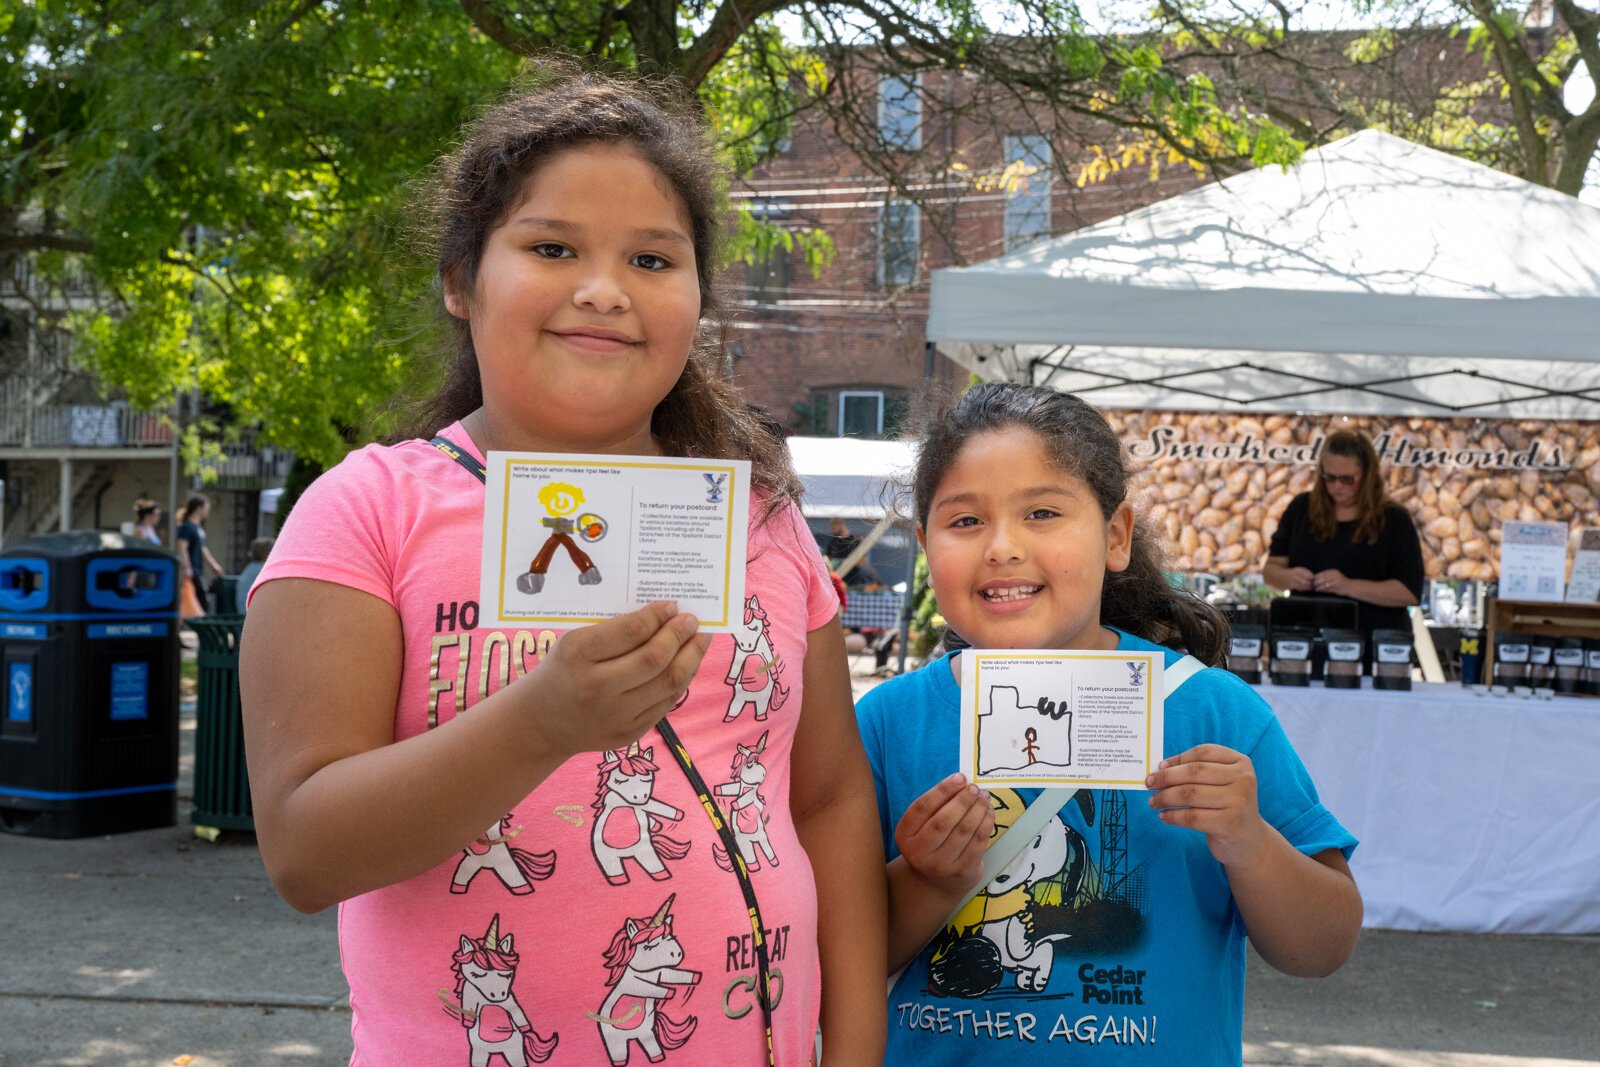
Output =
[{"x1": 704, "y1": 473, "x2": 728, "y2": 503}]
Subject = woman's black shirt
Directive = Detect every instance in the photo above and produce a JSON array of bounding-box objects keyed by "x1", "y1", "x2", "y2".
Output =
[{"x1": 1267, "y1": 492, "x2": 1426, "y2": 634}]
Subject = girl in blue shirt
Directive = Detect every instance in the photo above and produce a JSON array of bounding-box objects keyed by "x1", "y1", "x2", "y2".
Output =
[{"x1": 858, "y1": 383, "x2": 1361, "y2": 1065}]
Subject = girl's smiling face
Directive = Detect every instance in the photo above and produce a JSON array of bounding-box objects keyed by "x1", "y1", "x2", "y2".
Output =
[
  {"x1": 921, "y1": 426, "x2": 1133, "y2": 652},
  {"x1": 446, "y1": 141, "x2": 702, "y2": 453}
]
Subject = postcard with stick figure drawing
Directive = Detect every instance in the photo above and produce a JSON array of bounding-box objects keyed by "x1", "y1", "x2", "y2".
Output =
[
  {"x1": 479, "y1": 452, "x2": 750, "y2": 632},
  {"x1": 958, "y1": 650, "x2": 1164, "y2": 789}
]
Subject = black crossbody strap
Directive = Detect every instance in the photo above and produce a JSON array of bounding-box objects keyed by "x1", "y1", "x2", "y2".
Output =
[
  {"x1": 428, "y1": 433, "x2": 778, "y2": 1064},
  {"x1": 431, "y1": 435, "x2": 487, "y2": 481}
]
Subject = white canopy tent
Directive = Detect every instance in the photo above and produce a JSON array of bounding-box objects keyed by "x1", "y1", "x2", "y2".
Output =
[
  {"x1": 927, "y1": 130, "x2": 1600, "y2": 418},
  {"x1": 788, "y1": 436, "x2": 919, "y2": 667},
  {"x1": 787, "y1": 436, "x2": 916, "y2": 521}
]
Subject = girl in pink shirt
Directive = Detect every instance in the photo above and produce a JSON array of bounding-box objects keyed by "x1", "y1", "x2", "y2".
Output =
[{"x1": 241, "y1": 66, "x2": 886, "y2": 1067}]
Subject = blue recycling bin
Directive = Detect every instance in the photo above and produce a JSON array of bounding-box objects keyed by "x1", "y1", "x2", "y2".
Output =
[{"x1": 0, "y1": 531, "x2": 180, "y2": 838}]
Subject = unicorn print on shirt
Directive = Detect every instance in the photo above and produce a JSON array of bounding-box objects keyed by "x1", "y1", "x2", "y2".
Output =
[
  {"x1": 712, "y1": 730, "x2": 779, "y2": 873},
  {"x1": 591, "y1": 743, "x2": 692, "y2": 885},
  {"x1": 441, "y1": 913, "x2": 559, "y2": 1065},
  {"x1": 724, "y1": 594, "x2": 789, "y2": 722},
  {"x1": 450, "y1": 813, "x2": 557, "y2": 896},
  {"x1": 590, "y1": 894, "x2": 701, "y2": 1065}
]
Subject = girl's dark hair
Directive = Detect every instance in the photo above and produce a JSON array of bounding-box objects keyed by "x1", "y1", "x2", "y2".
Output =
[
  {"x1": 1309, "y1": 428, "x2": 1390, "y2": 544},
  {"x1": 177, "y1": 494, "x2": 209, "y2": 525},
  {"x1": 133, "y1": 499, "x2": 160, "y2": 523},
  {"x1": 391, "y1": 61, "x2": 800, "y2": 506},
  {"x1": 912, "y1": 382, "x2": 1228, "y2": 665}
]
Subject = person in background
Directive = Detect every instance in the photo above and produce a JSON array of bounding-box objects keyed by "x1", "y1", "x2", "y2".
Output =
[
  {"x1": 1263, "y1": 428, "x2": 1424, "y2": 637},
  {"x1": 236, "y1": 537, "x2": 274, "y2": 613},
  {"x1": 822, "y1": 516, "x2": 881, "y2": 587},
  {"x1": 132, "y1": 499, "x2": 163, "y2": 545},
  {"x1": 176, "y1": 494, "x2": 224, "y2": 614}
]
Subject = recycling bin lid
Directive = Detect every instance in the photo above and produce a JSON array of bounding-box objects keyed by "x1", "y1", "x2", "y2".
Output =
[{"x1": 0, "y1": 530, "x2": 174, "y2": 559}]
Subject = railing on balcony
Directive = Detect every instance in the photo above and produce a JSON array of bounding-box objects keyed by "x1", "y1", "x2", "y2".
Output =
[
  {"x1": 0, "y1": 397, "x2": 174, "y2": 449},
  {"x1": 1, "y1": 259, "x2": 100, "y2": 300},
  {"x1": 198, "y1": 429, "x2": 294, "y2": 490}
]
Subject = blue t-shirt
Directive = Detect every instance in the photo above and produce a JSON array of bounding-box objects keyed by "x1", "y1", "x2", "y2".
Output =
[{"x1": 856, "y1": 630, "x2": 1356, "y2": 1066}]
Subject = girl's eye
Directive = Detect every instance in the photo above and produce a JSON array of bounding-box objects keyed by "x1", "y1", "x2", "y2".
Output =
[
  {"x1": 1027, "y1": 508, "x2": 1060, "y2": 520},
  {"x1": 948, "y1": 515, "x2": 981, "y2": 528},
  {"x1": 531, "y1": 243, "x2": 572, "y2": 259},
  {"x1": 632, "y1": 253, "x2": 671, "y2": 271}
]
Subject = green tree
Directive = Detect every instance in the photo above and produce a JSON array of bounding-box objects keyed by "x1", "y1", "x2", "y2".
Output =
[
  {"x1": 3, "y1": 1, "x2": 1307, "y2": 466},
  {"x1": 1146, "y1": 0, "x2": 1599, "y2": 195}
]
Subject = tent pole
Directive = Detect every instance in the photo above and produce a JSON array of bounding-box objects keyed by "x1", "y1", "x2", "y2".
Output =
[
  {"x1": 895, "y1": 337, "x2": 933, "y2": 673},
  {"x1": 897, "y1": 546, "x2": 915, "y2": 674},
  {"x1": 834, "y1": 514, "x2": 894, "y2": 580}
]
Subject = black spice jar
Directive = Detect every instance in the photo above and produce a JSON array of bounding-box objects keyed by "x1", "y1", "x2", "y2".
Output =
[
  {"x1": 1554, "y1": 636, "x2": 1586, "y2": 695},
  {"x1": 1528, "y1": 636, "x2": 1554, "y2": 692},
  {"x1": 1372, "y1": 628, "x2": 1414, "y2": 691},
  {"x1": 1584, "y1": 638, "x2": 1600, "y2": 696},
  {"x1": 1493, "y1": 631, "x2": 1532, "y2": 690},
  {"x1": 1322, "y1": 629, "x2": 1365, "y2": 690},
  {"x1": 1269, "y1": 627, "x2": 1314, "y2": 687},
  {"x1": 1227, "y1": 624, "x2": 1265, "y2": 685}
]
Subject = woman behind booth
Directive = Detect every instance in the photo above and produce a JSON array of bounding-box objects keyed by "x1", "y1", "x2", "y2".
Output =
[{"x1": 1263, "y1": 429, "x2": 1425, "y2": 637}]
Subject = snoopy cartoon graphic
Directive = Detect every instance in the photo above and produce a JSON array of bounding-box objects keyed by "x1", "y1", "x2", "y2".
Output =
[{"x1": 927, "y1": 788, "x2": 1095, "y2": 998}]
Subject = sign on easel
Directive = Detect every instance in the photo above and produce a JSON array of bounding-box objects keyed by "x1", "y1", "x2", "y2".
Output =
[
  {"x1": 1499, "y1": 520, "x2": 1568, "y2": 603},
  {"x1": 1565, "y1": 529, "x2": 1600, "y2": 604}
]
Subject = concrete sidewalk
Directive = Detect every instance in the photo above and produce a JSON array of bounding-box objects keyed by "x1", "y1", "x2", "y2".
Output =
[{"x1": 1, "y1": 687, "x2": 1596, "y2": 1065}]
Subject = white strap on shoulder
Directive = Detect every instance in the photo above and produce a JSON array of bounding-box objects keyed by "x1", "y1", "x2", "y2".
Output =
[
  {"x1": 1163, "y1": 653, "x2": 1206, "y2": 695},
  {"x1": 888, "y1": 650, "x2": 1212, "y2": 994},
  {"x1": 947, "y1": 653, "x2": 1206, "y2": 922}
]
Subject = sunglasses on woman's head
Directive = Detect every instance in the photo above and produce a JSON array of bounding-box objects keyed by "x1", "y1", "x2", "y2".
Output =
[{"x1": 1320, "y1": 471, "x2": 1359, "y2": 486}]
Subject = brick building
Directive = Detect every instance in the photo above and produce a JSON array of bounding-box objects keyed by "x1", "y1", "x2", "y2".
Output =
[
  {"x1": 725, "y1": 31, "x2": 1491, "y2": 438},
  {"x1": 725, "y1": 66, "x2": 1211, "y2": 437}
]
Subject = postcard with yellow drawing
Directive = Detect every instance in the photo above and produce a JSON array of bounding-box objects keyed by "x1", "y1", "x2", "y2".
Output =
[{"x1": 479, "y1": 452, "x2": 750, "y2": 631}]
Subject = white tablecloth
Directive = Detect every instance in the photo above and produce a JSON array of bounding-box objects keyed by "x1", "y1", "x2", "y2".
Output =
[{"x1": 1256, "y1": 680, "x2": 1600, "y2": 934}]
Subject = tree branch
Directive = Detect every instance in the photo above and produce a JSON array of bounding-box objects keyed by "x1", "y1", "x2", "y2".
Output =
[
  {"x1": 682, "y1": 0, "x2": 797, "y2": 87},
  {"x1": 457, "y1": 0, "x2": 549, "y2": 57},
  {"x1": 1465, "y1": 0, "x2": 1551, "y2": 181}
]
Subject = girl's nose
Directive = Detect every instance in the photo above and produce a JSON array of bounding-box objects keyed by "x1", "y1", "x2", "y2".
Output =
[
  {"x1": 573, "y1": 265, "x2": 630, "y2": 314},
  {"x1": 985, "y1": 522, "x2": 1025, "y2": 564}
]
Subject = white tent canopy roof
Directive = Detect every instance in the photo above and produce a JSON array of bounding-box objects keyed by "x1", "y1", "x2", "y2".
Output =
[
  {"x1": 927, "y1": 130, "x2": 1600, "y2": 418},
  {"x1": 787, "y1": 436, "x2": 916, "y2": 520}
]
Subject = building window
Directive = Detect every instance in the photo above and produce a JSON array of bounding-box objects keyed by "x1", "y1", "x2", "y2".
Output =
[
  {"x1": 1003, "y1": 134, "x2": 1053, "y2": 251},
  {"x1": 810, "y1": 388, "x2": 907, "y2": 439},
  {"x1": 747, "y1": 247, "x2": 789, "y2": 302},
  {"x1": 838, "y1": 391, "x2": 886, "y2": 437},
  {"x1": 878, "y1": 74, "x2": 922, "y2": 151},
  {"x1": 878, "y1": 200, "x2": 920, "y2": 287}
]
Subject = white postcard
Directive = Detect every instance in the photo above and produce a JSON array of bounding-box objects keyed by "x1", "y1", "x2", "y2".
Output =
[
  {"x1": 479, "y1": 452, "x2": 750, "y2": 632},
  {"x1": 958, "y1": 649, "x2": 1164, "y2": 789}
]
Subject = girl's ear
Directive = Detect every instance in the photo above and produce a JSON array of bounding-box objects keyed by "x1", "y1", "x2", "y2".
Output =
[
  {"x1": 441, "y1": 268, "x2": 470, "y2": 321},
  {"x1": 914, "y1": 525, "x2": 926, "y2": 549},
  {"x1": 1105, "y1": 501, "x2": 1135, "y2": 574}
]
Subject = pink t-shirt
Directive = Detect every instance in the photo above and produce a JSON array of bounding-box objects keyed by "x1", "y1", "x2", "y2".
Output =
[{"x1": 255, "y1": 424, "x2": 838, "y2": 1067}]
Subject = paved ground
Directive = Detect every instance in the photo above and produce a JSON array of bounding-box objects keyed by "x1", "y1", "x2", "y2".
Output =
[{"x1": 0, "y1": 663, "x2": 1594, "y2": 1066}]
